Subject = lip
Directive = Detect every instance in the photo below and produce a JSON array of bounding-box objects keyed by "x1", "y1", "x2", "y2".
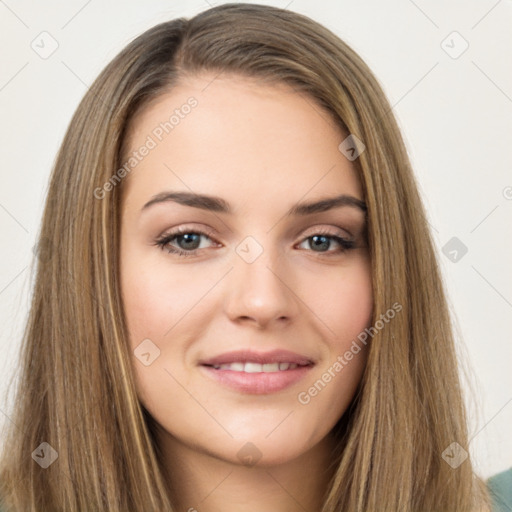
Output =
[
  {"x1": 198, "y1": 349, "x2": 315, "y2": 366},
  {"x1": 198, "y1": 349, "x2": 315, "y2": 395}
]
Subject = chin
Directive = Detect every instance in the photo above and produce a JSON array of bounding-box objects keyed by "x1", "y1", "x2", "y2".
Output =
[{"x1": 215, "y1": 431, "x2": 322, "y2": 468}]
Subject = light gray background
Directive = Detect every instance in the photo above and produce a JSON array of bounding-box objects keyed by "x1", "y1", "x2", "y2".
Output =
[{"x1": 1, "y1": 0, "x2": 511, "y2": 480}]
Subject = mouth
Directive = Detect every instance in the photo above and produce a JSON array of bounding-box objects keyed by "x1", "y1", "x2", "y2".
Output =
[
  {"x1": 198, "y1": 349, "x2": 316, "y2": 394},
  {"x1": 205, "y1": 361, "x2": 309, "y2": 372}
]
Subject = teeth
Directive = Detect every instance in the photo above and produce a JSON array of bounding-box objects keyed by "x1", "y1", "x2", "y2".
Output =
[
  {"x1": 211, "y1": 362, "x2": 301, "y2": 372},
  {"x1": 245, "y1": 362, "x2": 262, "y2": 373}
]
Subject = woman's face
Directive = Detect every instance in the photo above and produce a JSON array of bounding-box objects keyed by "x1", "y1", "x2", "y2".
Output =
[{"x1": 120, "y1": 74, "x2": 373, "y2": 466}]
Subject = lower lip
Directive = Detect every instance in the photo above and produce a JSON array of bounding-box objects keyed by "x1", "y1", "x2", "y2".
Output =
[{"x1": 200, "y1": 365, "x2": 314, "y2": 394}]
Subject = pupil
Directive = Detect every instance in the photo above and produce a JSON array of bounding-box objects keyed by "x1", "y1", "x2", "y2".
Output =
[
  {"x1": 311, "y1": 235, "x2": 329, "y2": 251},
  {"x1": 178, "y1": 233, "x2": 200, "y2": 250}
]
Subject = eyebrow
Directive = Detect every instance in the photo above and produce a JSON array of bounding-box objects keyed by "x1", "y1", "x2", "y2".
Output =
[{"x1": 141, "y1": 191, "x2": 367, "y2": 216}]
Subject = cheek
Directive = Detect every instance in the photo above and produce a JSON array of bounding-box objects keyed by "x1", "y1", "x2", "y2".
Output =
[
  {"x1": 291, "y1": 257, "x2": 372, "y2": 416},
  {"x1": 121, "y1": 267, "x2": 167, "y2": 345},
  {"x1": 306, "y1": 256, "x2": 374, "y2": 345},
  {"x1": 295, "y1": 300, "x2": 371, "y2": 432},
  {"x1": 120, "y1": 247, "x2": 202, "y2": 346}
]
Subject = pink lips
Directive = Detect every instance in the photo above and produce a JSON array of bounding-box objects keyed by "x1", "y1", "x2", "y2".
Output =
[
  {"x1": 199, "y1": 349, "x2": 315, "y2": 367},
  {"x1": 199, "y1": 349, "x2": 315, "y2": 395}
]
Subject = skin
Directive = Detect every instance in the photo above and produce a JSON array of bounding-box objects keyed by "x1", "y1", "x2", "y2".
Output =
[{"x1": 120, "y1": 73, "x2": 373, "y2": 512}]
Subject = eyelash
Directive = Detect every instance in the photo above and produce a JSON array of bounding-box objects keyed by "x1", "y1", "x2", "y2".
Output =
[{"x1": 154, "y1": 226, "x2": 356, "y2": 259}]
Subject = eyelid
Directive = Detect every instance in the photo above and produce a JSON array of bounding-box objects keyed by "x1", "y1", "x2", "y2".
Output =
[
  {"x1": 157, "y1": 224, "x2": 218, "y2": 240},
  {"x1": 299, "y1": 224, "x2": 353, "y2": 240},
  {"x1": 157, "y1": 223, "x2": 353, "y2": 244}
]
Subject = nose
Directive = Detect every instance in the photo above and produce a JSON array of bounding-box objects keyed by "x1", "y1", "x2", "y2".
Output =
[{"x1": 223, "y1": 241, "x2": 299, "y2": 329}]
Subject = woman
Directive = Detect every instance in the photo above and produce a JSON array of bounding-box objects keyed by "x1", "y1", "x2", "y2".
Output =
[{"x1": 0, "y1": 3, "x2": 507, "y2": 510}]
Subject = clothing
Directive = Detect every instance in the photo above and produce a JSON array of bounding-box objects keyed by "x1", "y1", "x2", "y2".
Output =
[{"x1": 488, "y1": 467, "x2": 512, "y2": 512}]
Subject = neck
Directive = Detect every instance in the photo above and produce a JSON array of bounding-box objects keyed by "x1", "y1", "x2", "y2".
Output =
[{"x1": 158, "y1": 430, "x2": 337, "y2": 512}]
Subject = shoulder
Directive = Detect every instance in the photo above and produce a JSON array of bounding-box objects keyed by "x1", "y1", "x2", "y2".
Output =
[{"x1": 487, "y1": 468, "x2": 512, "y2": 512}]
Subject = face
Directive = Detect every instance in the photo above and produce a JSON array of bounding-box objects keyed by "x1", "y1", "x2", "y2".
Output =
[{"x1": 120, "y1": 73, "x2": 373, "y2": 467}]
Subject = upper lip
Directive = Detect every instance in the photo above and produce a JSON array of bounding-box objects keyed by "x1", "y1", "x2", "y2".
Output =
[{"x1": 199, "y1": 349, "x2": 315, "y2": 367}]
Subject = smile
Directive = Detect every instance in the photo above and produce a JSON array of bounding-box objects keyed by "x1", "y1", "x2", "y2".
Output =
[{"x1": 208, "y1": 362, "x2": 306, "y2": 372}]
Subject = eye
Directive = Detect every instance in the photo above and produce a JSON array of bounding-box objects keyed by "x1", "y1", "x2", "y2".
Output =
[
  {"x1": 296, "y1": 229, "x2": 355, "y2": 255},
  {"x1": 154, "y1": 226, "x2": 356, "y2": 259},
  {"x1": 154, "y1": 227, "x2": 217, "y2": 258}
]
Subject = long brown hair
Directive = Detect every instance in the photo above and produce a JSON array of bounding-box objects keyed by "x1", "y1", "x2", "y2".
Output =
[{"x1": 0, "y1": 3, "x2": 491, "y2": 510}]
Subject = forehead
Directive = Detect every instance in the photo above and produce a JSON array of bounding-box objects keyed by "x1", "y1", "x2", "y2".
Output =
[{"x1": 121, "y1": 74, "x2": 363, "y2": 209}]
